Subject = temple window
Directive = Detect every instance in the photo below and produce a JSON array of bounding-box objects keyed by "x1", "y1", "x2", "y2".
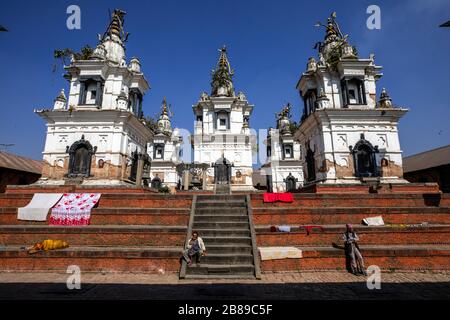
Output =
[
  {"x1": 283, "y1": 144, "x2": 294, "y2": 159},
  {"x1": 216, "y1": 111, "x2": 229, "y2": 131},
  {"x1": 154, "y1": 144, "x2": 164, "y2": 159},
  {"x1": 302, "y1": 89, "x2": 317, "y2": 118},
  {"x1": 128, "y1": 89, "x2": 143, "y2": 116},
  {"x1": 341, "y1": 78, "x2": 366, "y2": 107},
  {"x1": 79, "y1": 78, "x2": 103, "y2": 106}
]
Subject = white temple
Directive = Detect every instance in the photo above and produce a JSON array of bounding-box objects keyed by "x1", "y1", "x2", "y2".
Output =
[
  {"x1": 148, "y1": 98, "x2": 183, "y2": 191},
  {"x1": 35, "y1": 10, "x2": 152, "y2": 185},
  {"x1": 262, "y1": 103, "x2": 304, "y2": 192},
  {"x1": 294, "y1": 12, "x2": 409, "y2": 186},
  {"x1": 191, "y1": 46, "x2": 256, "y2": 191}
]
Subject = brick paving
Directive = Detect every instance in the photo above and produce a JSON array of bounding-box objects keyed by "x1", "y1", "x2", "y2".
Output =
[{"x1": 0, "y1": 270, "x2": 449, "y2": 300}]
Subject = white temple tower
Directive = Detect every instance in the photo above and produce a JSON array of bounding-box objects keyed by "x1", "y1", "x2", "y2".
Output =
[
  {"x1": 35, "y1": 9, "x2": 153, "y2": 185},
  {"x1": 148, "y1": 98, "x2": 183, "y2": 192},
  {"x1": 192, "y1": 46, "x2": 255, "y2": 191},
  {"x1": 262, "y1": 103, "x2": 304, "y2": 192},
  {"x1": 294, "y1": 12, "x2": 408, "y2": 187}
]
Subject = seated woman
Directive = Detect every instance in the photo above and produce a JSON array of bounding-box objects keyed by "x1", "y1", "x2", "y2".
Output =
[
  {"x1": 182, "y1": 231, "x2": 206, "y2": 266},
  {"x1": 343, "y1": 224, "x2": 367, "y2": 276}
]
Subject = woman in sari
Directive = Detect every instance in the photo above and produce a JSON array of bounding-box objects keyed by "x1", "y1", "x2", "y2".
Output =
[{"x1": 343, "y1": 224, "x2": 367, "y2": 276}]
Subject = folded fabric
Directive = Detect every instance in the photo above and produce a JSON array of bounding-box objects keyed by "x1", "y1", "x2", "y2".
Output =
[
  {"x1": 28, "y1": 239, "x2": 69, "y2": 254},
  {"x1": 49, "y1": 193, "x2": 101, "y2": 226},
  {"x1": 17, "y1": 193, "x2": 63, "y2": 221},
  {"x1": 277, "y1": 225, "x2": 291, "y2": 232},
  {"x1": 301, "y1": 225, "x2": 325, "y2": 235},
  {"x1": 259, "y1": 247, "x2": 302, "y2": 260},
  {"x1": 362, "y1": 216, "x2": 385, "y2": 226},
  {"x1": 263, "y1": 193, "x2": 294, "y2": 203}
]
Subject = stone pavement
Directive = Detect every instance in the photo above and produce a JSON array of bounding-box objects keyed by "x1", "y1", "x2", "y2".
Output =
[{"x1": 0, "y1": 270, "x2": 449, "y2": 300}]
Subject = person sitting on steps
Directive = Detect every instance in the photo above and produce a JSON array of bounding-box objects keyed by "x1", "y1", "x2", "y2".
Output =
[{"x1": 182, "y1": 231, "x2": 206, "y2": 266}]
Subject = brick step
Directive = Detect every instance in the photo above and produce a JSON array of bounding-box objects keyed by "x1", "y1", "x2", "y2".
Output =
[
  {"x1": 194, "y1": 215, "x2": 249, "y2": 222},
  {"x1": 206, "y1": 244, "x2": 253, "y2": 254},
  {"x1": 194, "y1": 228, "x2": 251, "y2": 237},
  {"x1": 0, "y1": 225, "x2": 187, "y2": 246},
  {"x1": 260, "y1": 245, "x2": 450, "y2": 271},
  {"x1": 251, "y1": 193, "x2": 447, "y2": 208},
  {"x1": 196, "y1": 202, "x2": 246, "y2": 208},
  {"x1": 253, "y1": 207, "x2": 450, "y2": 225},
  {"x1": 202, "y1": 236, "x2": 252, "y2": 245},
  {"x1": 195, "y1": 208, "x2": 247, "y2": 215},
  {"x1": 197, "y1": 195, "x2": 246, "y2": 201},
  {"x1": 185, "y1": 264, "x2": 255, "y2": 276},
  {"x1": 255, "y1": 224, "x2": 450, "y2": 246},
  {"x1": 199, "y1": 253, "x2": 254, "y2": 265},
  {"x1": 194, "y1": 222, "x2": 250, "y2": 229},
  {"x1": 196, "y1": 198, "x2": 246, "y2": 204},
  {"x1": 183, "y1": 274, "x2": 256, "y2": 279},
  {"x1": 0, "y1": 207, "x2": 190, "y2": 226},
  {"x1": 0, "y1": 245, "x2": 182, "y2": 273},
  {"x1": 4, "y1": 185, "x2": 158, "y2": 194},
  {"x1": 0, "y1": 193, "x2": 193, "y2": 208}
]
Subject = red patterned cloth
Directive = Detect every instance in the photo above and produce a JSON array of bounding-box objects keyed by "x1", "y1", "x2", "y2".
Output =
[
  {"x1": 49, "y1": 193, "x2": 101, "y2": 226},
  {"x1": 263, "y1": 193, "x2": 294, "y2": 203}
]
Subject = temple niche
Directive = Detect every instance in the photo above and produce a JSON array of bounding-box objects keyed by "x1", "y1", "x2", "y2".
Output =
[
  {"x1": 35, "y1": 9, "x2": 153, "y2": 185},
  {"x1": 294, "y1": 12, "x2": 409, "y2": 186}
]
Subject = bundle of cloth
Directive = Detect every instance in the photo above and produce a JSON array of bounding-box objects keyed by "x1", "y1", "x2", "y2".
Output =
[
  {"x1": 17, "y1": 193, "x2": 64, "y2": 221},
  {"x1": 263, "y1": 193, "x2": 294, "y2": 203},
  {"x1": 270, "y1": 225, "x2": 291, "y2": 232},
  {"x1": 28, "y1": 239, "x2": 69, "y2": 254},
  {"x1": 49, "y1": 193, "x2": 101, "y2": 226},
  {"x1": 300, "y1": 225, "x2": 325, "y2": 235}
]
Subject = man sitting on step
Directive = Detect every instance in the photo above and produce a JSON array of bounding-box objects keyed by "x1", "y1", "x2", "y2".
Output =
[{"x1": 182, "y1": 231, "x2": 206, "y2": 266}]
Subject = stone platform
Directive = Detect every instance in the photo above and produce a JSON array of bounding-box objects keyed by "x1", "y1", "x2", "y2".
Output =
[{"x1": 0, "y1": 185, "x2": 449, "y2": 276}]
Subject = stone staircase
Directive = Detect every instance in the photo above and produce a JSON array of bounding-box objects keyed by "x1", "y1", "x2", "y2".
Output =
[
  {"x1": 180, "y1": 194, "x2": 261, "y2": 279},
  {"x1": 214, "y1": 183, "x2": 231, "y2": 195}
]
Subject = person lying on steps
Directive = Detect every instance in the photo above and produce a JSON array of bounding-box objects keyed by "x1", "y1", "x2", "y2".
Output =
[{"x1": 182, "y1": 231, "x2": 206, "y2": 266}]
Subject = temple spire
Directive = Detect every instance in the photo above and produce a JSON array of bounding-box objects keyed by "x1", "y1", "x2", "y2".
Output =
[
  {"x1": 157, "y1": 97, "x2": 172, "y2": 135},
  {"x1": 102, "y1": 9, "x2": 129, "y2": 43},
  {"x1": 211, "y1": 45, "x2": 235, "y2": 97}
]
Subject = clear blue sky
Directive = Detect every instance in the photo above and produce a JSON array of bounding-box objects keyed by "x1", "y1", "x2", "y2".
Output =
[{"x1": 0, "y1": 0, "x2": 449, "y2": 161}]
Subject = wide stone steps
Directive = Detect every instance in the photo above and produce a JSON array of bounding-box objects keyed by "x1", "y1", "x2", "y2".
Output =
[
  {"x1": 253, "y1": 206, "x2": 450, "y2": 225},
  {"x1": 201, "y1": 236, "x2": 253, "y2": 246},
  {"x1": 194, "y1": 222, "x2": 250, "y2": 229},
  {"x1": 0, "y1": 207, "x2": 190, "y2": 226},
  {"x1": 186, "y1": 264, "x2": 255, "y2": 276},
  {"x1": 193, "y1": 215, "x2": 249, "y2": 222},
  {"x1": 261, "y1": 245, "x2": 450, "y2": 271},
  {"x1": 251, "y1": 193, "x2": 450, "y2": 208},
  {"x1": 195, "y1": 208, "x2": 248, "y2": 215},
  {"x1": 255, "y1": 224, "x2": 450, "y2": 246},
  {"x1": 183, "y1": 194, "x2": 258, "y2": 279},
  {"x1": 193, "y1": 228, "x2": 251, "y2": 237},
  {"x1": 200, "y1": 253, "x2": 254, "y2": 265},
  {"x1": 0, "y1": 225, "x2": 186, "y2": 246},
  {"x1": 205, "y1": 244, "x2": 253, "y2": 254}
]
